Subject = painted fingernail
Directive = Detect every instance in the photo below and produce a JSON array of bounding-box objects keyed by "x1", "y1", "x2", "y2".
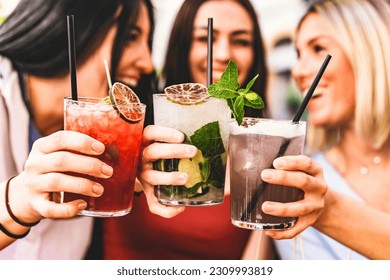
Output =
[
  {"x1": 78, "y1": 201, "x2": 87, "y2": 210},
  {"x1": 262, "y1": 170, "x2": 274, "y2": 180},
  {"x1": 102, "y1": 165, "x2": 113, "y2": 176},
  {"x1": 92, "y1": 142, "x2": 105, "y2": 153},
  {"x1": 92, "y1": 184, "x2": 104, "y2": 196},
  {"x1": 274, "y1": 158, "x2": 286, "y2": 168}
]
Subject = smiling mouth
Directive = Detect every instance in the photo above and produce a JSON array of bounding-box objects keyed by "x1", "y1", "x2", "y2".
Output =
[
  {"x1": 117, "y1": 77, "x2": 139, "y2": 87},
  {"x1": 303, "y1": 88, "x2": 324, "y2": 99}
]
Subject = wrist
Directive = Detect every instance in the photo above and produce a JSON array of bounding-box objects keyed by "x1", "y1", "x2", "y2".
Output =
[{"x1": 5, "y1": 176, "x2": 41, "y2": 227}]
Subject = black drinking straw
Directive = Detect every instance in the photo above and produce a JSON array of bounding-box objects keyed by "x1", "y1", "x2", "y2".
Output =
[
  {"x1": 240, "y1": 54, "x2": 332, "y2": 222},
  {"x1": 292, "y1": 54, "x2": 332, "y2": 123},
  {"x1": 67, "y1": 15, "x2": 78, "y2": 101},
  {"x1": 207, "y1": 18, "x2": 213, "y2": 87}
]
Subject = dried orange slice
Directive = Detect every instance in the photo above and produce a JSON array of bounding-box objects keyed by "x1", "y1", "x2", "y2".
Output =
[
  {"x1": 164, "y1": 83, "x2": 209, "y2": 105},
  {"x1": 109, "y1": 82, "x2": 144, "y2": 122}
]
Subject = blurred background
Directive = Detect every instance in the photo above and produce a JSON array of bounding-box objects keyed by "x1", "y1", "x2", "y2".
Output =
[{"x1": 0, "y1": 0, "x2": 309, "y2": 119}]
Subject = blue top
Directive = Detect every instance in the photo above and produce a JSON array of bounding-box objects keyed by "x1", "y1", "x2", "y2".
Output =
[
  {"x1": 274, "y1": 153, "x2": 368, "y2": 260},
  {"x1": 28, "y1": 120, "x2": 41, "y2": 151}
]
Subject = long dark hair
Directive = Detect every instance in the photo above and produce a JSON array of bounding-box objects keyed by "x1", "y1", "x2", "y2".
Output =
[
  {"x1": 0, "y1": 0, "x2": 154, "y2": 81},
  {"x1": 0, "y1": 0, "x2": 156, "y2": 125},
  {"x1": 161, "y1": 0, "x2": 268, "y2": 117}
]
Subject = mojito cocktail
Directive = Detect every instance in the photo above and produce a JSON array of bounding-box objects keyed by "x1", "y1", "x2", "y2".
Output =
[
  {"x1": 64, "y1": 97, "x2": 145, "y2": 217},
  {"x1": 153, "y1": 86, "x2": 231, "y2": 206}
]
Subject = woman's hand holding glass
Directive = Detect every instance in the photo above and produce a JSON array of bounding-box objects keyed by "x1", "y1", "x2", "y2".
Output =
[
  {"x1": 8, "y1": 130, "x2": 111, "y2": 224},
  {"x1": 260, "y1": 155, "x2": 328, "y2": 239},
  {"x1": 138, "y1": 125, "x2": 198, "y2": 218}
]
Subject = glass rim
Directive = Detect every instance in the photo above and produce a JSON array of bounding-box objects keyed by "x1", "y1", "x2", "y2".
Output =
[
  {"x1": 64, "y1": 96, "x2": 146, "y2": 108},
  {"x1": 230, "y1": 117, "x2": 306, "y2": 125}
]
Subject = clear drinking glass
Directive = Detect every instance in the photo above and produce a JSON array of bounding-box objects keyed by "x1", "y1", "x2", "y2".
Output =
[
  {"x1": 153, "y1": 94, "x2": 231, "y2": 206},
  {"x1": 229, "y1": 118, "x2": 306, "y2": 230},
  {"x1": 63, "y1": 97, "x2": 146, "y2": 217}
]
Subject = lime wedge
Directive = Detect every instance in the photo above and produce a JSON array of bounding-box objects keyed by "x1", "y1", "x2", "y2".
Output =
[{"x1": 178, "y1": 150, "x2": 205, "y2": 188}]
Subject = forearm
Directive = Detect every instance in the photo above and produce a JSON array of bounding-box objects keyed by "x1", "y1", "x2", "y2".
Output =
[{"x1": 314, "y1": 190, "x2": 390, "y2": 259}]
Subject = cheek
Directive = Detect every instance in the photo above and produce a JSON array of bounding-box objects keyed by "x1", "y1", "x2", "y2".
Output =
[
  {"x1": 234, "y1": 49, "x2": 254, "y2": 84},
  {"x1": 118, "y1": 47, "x2": 136, "y2": 69},
  {"x1": 189, "y1": 42, "x2": 206, "y2": 65},
  {"x1": 189, "y1": 43, "x2": 206, "y2": 81}
]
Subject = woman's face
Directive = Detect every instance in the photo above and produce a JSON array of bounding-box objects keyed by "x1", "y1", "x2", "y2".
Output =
[
  {"x1": 292, "y1": 13, "x2": 355, "y2": 128},
  {"x1": 189, "y1": 0, "x2": 254, "y2": 85},
  {"x1": 78, "y1": 2, "x2": 153, "y2": 98}
]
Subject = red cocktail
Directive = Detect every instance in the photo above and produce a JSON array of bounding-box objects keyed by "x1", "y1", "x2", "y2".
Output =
[{"x1": 63, "y1": 97, "x2": 145, "y2": 217}]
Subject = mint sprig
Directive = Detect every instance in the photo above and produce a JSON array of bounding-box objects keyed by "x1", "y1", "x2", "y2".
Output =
[{"x1": 207, "y1": 60, "x2": 264, "y2": 125}]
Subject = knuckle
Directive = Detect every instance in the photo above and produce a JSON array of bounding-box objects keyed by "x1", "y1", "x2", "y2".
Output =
[
  {"x1": 301, "y1": 175, "x2": 311, "y2": 187},
  {"x1": 78, "y1": 178, "x2": 91, "y2": 194},
  {"x1": 39, "y1": 205, "x2": 51, "y2": 218},
  {"x1": 143, "y1": 125, "x2": 153, "y2": 137},
  {"x1": 302, "y1": 155, "x2": 313, "y2": 169},
  {"x1": 298, "y1": 203, "x2": 309, "y2": 216},
  {"x1": 142, "y1": 171, "x2": 154, "y2": 184},
  {"x1": 64, "y1": 205, "x2": 74, "y2": 218},
  {"x1": 87, "y1": 159, "x2": 101, "y2": 175},
  {"x1": 51, "y1": 131, "x2": 64, "y2": 147},
  {"x1": 45, "y1": 173, "x2": 60, "y2": 192},
  {"x1": 142, "y1": 146, "x2": 153, "y2": 162},
  {"x1": 52, "y1": 152, "x2": 66, "y2": 168}
]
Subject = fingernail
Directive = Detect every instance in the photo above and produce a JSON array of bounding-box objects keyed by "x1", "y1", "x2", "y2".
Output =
[
  {"x1": 186, "y1": 146, "x2": 197, "y2": 156},
  {"x1": 262, "y1": 202, "x2": 274, "y2": 213},
  {"x1": 262, "y1": 170, "x2": 274, "y2": 180},
  {"x1": 102, "y1": 165, "x2": 113, "y2": 176},
  {"x1": 274, "y1": 158, "x2": 286, "y2": 169},
  {"x1": 92, "y1": 142, "x2": 105, "y2": 153},
  {"x1": 178, "y1": 172, "x2": 189, "y2": 184},
  {"x1": 92, "y1": 184, "x2": 104, "y2": 196},
  {"x1": 78, "y1": 201, "x2": 87, "y2": 210},
  {"x1": 173, "y1": 131, "x2": 183, "y2": 142}
]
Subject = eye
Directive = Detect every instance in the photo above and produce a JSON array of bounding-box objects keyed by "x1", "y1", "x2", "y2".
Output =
[
  {"x1": 126, "y1": 28, "x2": 140, "y2": 42},
  {"x1": 193, "y1": 35, "x2": 208, "y2": 43},
  {"x1": 313, "y1": 44, "x2": 325, "y2": 53},
  {"x1": 232, "y1": 39, "x2": 252, "y2": 47}
]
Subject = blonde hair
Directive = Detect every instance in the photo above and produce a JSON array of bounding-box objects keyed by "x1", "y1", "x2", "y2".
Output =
[{"x1": 301, "y1": 0, "x2": 390, "y2": 152}]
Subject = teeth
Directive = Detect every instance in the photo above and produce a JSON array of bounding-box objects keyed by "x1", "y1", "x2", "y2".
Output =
[
  {"x1": 121, "y1": 78, "x2": 138, "y2": 87},
  {"x1": 304, "y1": 89, "x2": 323, "y2": 97}
]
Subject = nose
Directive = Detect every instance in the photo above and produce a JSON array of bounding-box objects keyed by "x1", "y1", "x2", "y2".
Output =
[
  {"x1": 213, "y1": 36, "x2": 232, "y2": 62},
  {"x1": 291, "y1": 54, "x2": 312, "y2": 86},
  {"x1": 136, "y1": 43, "x2": 154, "y2": 74}
]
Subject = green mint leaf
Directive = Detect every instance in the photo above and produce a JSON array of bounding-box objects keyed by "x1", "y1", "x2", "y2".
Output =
[
  {"x1": 220, "y1": 60, "x2": 240, "y2": 90},
  {"x1": 244, "y1": 91, "x2": 265, "y2": 109},
  {"x1": 208, "y1": 82, "x2": 237, "y2": 99},
  {"x1": 190, "y1": 121, "x2": 225, "y2": 157},
  {"x1": 233, "y1": 95, "x2": 245, "y2": 125},
  {"x1": 199, "y1": 159, "x2": 211, "y2": 182},
  {"x1": 244, "y1": 91, "x2": 259, "y2": 101},
  {"x1": 244, "y1": 74, "x2": 259, "y2": 94},
  {"x1": 207, "y1": 59, "x2": 265, "y2": 124},
  {"x1": 207, "y1": 155, "x2": 225, "y2": 188}
]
